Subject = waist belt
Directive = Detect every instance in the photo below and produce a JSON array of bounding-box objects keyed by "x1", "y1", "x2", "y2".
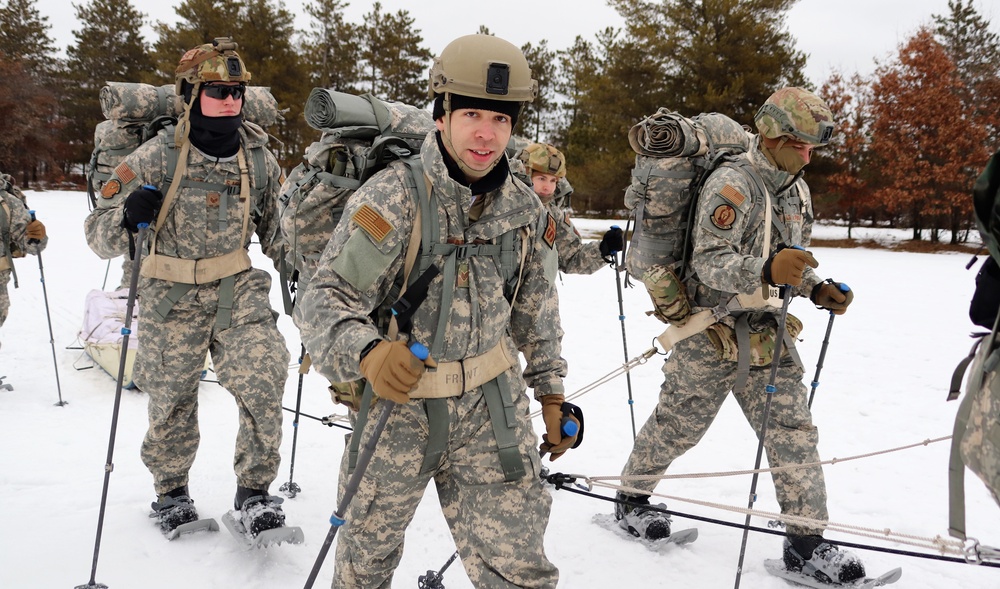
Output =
[
  {"x1": 141, "y1": 248, "x2": 252, "y2": 284},
  {"x1": 408, "y1": 339, "x2": 518, "y2": 399}
]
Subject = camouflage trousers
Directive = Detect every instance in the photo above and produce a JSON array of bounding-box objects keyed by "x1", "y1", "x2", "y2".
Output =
[
  {"x1": 136, "y1": 268, "x2": 289, "y2": 495},
  {"x1": 333, "y1": 370, "x2": 558, "y2": 589},
  {"x1": 0, "y1": 270, "x2": 9, "y2": 350},
  {"x1": 621, "y1": 331, "x2": 829, "y2": 537}
]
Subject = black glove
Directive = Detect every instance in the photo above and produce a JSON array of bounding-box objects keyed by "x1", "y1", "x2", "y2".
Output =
[
  {"x1": 599, "y1": 226, "x2": 624, "y2": 260},
  {"x1": 121, "y1": 185, "x2": 163, "y2": 232}
]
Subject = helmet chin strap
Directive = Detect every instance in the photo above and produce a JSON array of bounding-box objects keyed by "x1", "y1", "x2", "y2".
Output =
[
  {"x1": 441, "y1": 92, "x2": 501, "y2": 182},
  {"x1": 174, "y1": 81, "x2": 200, "y2": 147}
]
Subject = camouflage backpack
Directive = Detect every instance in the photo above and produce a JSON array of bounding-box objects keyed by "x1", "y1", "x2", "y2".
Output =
[
  {"x1": 623, "y1": 109, "x2": 755, "y2": 326},
  {"x1": 948, "y1": 147, "x2": 1000, "y2": 540},
  {"x1": 86, "y1": 81, "x2": 280, "y2": 209},
  {"x1": 277, "y1": 88, "x2": 436, "y2": 310}
]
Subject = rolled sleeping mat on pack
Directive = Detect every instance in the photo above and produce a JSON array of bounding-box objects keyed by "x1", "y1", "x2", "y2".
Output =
[
  {"x1": 628, "y1": 108, "x2": 706, "y2": 158},
  {"x1": 98, "y1": 82, "x2": 281, "y2": 127},
  {"x1": 304, "y1": 88, "x2": 435, "y2": 136}
]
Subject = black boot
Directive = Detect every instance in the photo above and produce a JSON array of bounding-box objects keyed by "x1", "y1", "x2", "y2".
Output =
[
  {"x1": 614, "y1": 492, "x2": 671, "y2": 540},
  {"x1": 783, "y1": 534, "x2": 866, "y2": 583},
  {"x1": 150, "y1": 485, "x2": 198, "y2": 532},
  {"x1": 235, "y1": 485, "x2": 285, "y2": 537}
]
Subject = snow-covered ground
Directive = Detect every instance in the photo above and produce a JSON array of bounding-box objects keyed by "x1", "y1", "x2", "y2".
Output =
[{"x1": 2, "y1": 190, "x2": 999, "y2": 589}]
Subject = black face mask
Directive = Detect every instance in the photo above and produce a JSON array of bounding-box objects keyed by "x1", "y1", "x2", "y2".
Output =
[
  {"x1": 436, "y1": 132, "x2": 509, "y2": 194},
  {"x1": 188, "y1": 98, "x2": 243, "y2": 158}
]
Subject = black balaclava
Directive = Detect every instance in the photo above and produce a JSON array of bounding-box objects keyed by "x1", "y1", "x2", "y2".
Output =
[
  {"x1": 188, "y1": 92, "x2": 243, "y2": 158},
  {"x1": 436, "y1": 132, "x2": 509, "y2": 195}
]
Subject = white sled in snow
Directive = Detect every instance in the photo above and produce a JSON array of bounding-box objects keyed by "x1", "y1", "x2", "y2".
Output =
[{"x1": 79, "y1": 288, "x2": 138, "y2": 388}]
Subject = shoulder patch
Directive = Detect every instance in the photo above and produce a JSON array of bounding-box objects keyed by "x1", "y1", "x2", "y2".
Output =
[
  {"x1": 352, "y1": 204, "x2": 393, "y2": 243},
  {"x1": 711, "y1": 204, "x2": 736, "y2": 230},
  {"x1": 719, "y1": 184, "x2": 746, "y2": 207},
  {"x1": 100, "y1": 179, "x2": 121, "y2": 199},
  {"x1": 543, "y1": 213, "x2": 557, "y2": 248},
  {"x1": 114, "y1": 162, "x2": 136, "y2": 185}
]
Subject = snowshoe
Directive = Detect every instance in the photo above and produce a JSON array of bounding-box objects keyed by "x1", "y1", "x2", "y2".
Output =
[
  {"x1": 765, "y1": 558, "x2": 902, "y2": 589},
  {"x1": 0, "y1": 376, "x2": 12, "y2": 391},
  {"x1": 221, "y1": 487, "x2": 303, "y2": 548},
  {"x1": 615, "y1": 492, "x2": 672, "y2": 540},
  {"x1": 783, "y1": 536, "x2": 866, "y2": 584},
  {"x1": 149, "y1": 486, "x2": 218, "y2": 540}
]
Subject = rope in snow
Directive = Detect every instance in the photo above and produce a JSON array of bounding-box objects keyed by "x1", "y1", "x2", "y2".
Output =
[
  {"x1": 587, "y1": 435, "x2": 951, "y2": 482},
  {"x1": 528, "y1": 346, "x2": 659, "y2": 419}
]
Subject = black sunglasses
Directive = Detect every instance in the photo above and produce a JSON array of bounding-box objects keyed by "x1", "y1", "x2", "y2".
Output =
[{"x1": 202, "y1": 84, "x2": 246, "y2": 100}]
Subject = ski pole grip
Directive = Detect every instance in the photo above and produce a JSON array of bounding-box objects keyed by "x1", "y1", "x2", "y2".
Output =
[
  {"x1": 561, "y1": 416, "x2": 579, "y2": 437},
  {"x1": 28, "y1": 210, "x2": 39, "y2": 245},
  {"x1": 142, "y1": 183, "x2": 158, "y2": 191},
  {"x1": 838, "y1": 282, "x2": 850, "y2": 292},
  {"x1": 409, "y1": 342, "x2": 429, "y2": 361}
]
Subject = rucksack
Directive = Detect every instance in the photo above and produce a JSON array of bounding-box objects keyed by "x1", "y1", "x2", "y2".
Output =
[
  {"x1": 623, "y1": 109, "x2": 753, "y2": 326},
  {"x1": 278, "y1": 88, "x2": 436, "y2": 310},
  {"x1": 87, "y1": 81, "x2": 280, "y2": 209},
  {"x1": 948, "y1": 147, "x2": 1000, "y2": 540},
  {"x1": 0, "y1": 173, "x2": 29, "y2": 287}
]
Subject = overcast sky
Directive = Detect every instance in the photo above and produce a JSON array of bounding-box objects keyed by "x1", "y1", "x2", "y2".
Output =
[{"x1": 33, "y1": 0, "x2": 1000, "y2": 86}]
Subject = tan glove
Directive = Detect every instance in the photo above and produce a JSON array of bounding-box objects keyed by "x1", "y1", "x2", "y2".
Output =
[
  {"x1": 810, "y1": 280, "x2": 854, "y2": 315},
  {"x1": 539, "y1": 394, "x2": 579, "y2": 461},
  {"x1": 359, "y1": 340, "x2": 435, "y2": 404},
  {"x1": 25, "y1": 220, "x2": 45, "y2": 242},
  {"x1": 763, "y1": 247, "x2": 818, "y2": 286}
]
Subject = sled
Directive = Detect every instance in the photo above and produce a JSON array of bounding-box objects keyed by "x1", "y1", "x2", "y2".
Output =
[{"x1": 80, "y1": 288, "x2": 139, "y2": 389}]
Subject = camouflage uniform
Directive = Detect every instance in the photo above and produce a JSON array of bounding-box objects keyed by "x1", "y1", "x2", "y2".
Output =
[
  {"x1": 83, "y1": 122, "x2": 289, "y2": 495},
  {"x1": 544, "y1": 198, "x2": 606, "y2": 275},
  {"x1": 0, "y1": 177, "x2": 48, "y2": 341},
  {"x1": 297, "y1": 132, "x2": 566, "y2": 588},
  {"x1": 621, "y1": 135, "x2": 830, "y2": 537}
]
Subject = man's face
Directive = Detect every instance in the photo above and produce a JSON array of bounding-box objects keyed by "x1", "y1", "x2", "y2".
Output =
[
  {"x1": 199, "y1": 82, "x2": 244, "y2": 118},
  {"x1": 531, "y1": 171, "x2": 559, "y2": 201},
  {"x1": 436, "y1": 108, "x2": 513, "y2": 180}
]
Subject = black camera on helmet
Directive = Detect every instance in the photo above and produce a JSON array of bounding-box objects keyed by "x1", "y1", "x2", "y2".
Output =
[
  {"x1": 485, "y1": 63, "x2": 510, "y2": 95},
  {"x1": 226, "y1": 57, "x2": 243, "y2": 77}
]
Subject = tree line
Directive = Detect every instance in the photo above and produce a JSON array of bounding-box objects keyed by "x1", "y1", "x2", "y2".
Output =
[{"x1": 0, "y1": 0, "x2": 996, "y2": 243}]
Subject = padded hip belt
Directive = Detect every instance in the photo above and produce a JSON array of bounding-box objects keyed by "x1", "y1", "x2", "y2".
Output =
[{"x1": 409, "y1": 339, "x2": 518, "y2": 399}]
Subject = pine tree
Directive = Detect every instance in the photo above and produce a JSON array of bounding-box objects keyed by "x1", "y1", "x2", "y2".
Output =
[
  {"x1": 0, "y1": 0, "x2": 57, "y2": 75},
  {"x1": 62, "y1": 0, "x2": 152, "y2": 165},
  {"x1": 520, "y1": 40, "x2": 558, "y2": 142},
  {"x1": 151, "y1": 0, "x2": 241, "y2": 82},
  {"x1": 300, "y1": 0, "x2": 361, "y2": 92},
  {"x1": 933, "y1": 0, "x2": 1000, "y2": 137},
  {"x1": 358, "y1": 2, "x2": 432, "y2": 106}
]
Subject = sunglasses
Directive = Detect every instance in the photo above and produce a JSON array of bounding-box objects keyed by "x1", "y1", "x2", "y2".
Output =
[{"x1": 202, "y1": 84, "x2": 246, "y2": 100}]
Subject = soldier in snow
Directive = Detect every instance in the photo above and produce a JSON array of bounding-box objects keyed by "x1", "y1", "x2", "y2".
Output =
[
  {"x1": 83, "y1": 38, "x2": 292, "y2": 538},
  {"x1": 296, "y1": 34, "x2": 577, "y2": 588},
  {"x1": 0, "y1": 174, "x2": 47, "y2": 351},
  {"x1": 615, "y1": 87, "x2": 867, "y2": 585}
]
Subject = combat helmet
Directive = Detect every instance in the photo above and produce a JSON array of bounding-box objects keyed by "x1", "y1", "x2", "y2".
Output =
[
  {"x1": 754, "y1": 87, "x2": 834, "y2": 146},
  {"x1": 175, "y1": 37, "x2": 252, "y2": 102},
  {"x1": 428, "y1": 34, "x2": 538, "y2": 113},
  {"x1": 519, "y1": 143, "x2": 566, "y2": 178}
]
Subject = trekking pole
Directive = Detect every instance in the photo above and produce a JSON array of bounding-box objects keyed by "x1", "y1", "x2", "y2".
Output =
[
  {"x1": 75, "y1": 223, "x2": 148, "y2": 589},
  {"x1": 733, "y1": 285, "x2": 793, "y2": 589},
  {"x1": 610, "y1": 230, "x2": 638, "y2": 440},
  {"x1": 100, "y1": 258, "x2": 111, "y2": 291},
  {"x1": 280, "y1": 344, "x2": 308, "y2": 499},
  {"x1": 419, "y1": 550, "x2": 459, "y2": 589},
  {"x1": 807, "y1": 283, "x2": 848, "y2": 409},
  {"x1": 29, "y1": 211, "x2": 65, "y2": 407},
  {"x1": 302, "y1": 342, "x2": 428, "y2": 589}
]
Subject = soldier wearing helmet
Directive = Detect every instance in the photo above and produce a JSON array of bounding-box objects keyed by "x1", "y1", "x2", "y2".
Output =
[
  {"x1": 514, "y1": 142, "x2": 623, "y2": 274},
  {"x1": 297, "y1": 34, "x2": 573, "y2": 587},
  {"x1": 615, "y1": 87, "x2": 868, "y2": 585},
  {"x1": 84, "y1": 38, "x2": 293, "y2": 540}
]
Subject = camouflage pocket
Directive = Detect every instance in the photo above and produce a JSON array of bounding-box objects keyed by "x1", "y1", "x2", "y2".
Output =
[
  {"x1": 961, "y1": 350, "x2": 1000, "y2": 504},
  {"x1": 705, "y1": 314, "x2": 803, "y2": 366},
  {"x1": 641, "y1": 264, "x2": 691, "y2": 324},
  {"x1": 329, "y1": 380, "x2": 365, "y2": 412}
]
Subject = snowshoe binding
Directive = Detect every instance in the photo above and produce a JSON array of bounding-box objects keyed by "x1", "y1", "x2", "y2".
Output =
[
  {"x1": 149, "y1": 486, "x2": 218, "y2": 540},
  {"x1": 616, "y1": 492, "x2": 672, "y2": 540},
  {"x1": 764, "y1": 535, "x2": 902, "y2": 588},
  {"x1": 221, "y1": 486, "x2": 303, "y2": 548}
]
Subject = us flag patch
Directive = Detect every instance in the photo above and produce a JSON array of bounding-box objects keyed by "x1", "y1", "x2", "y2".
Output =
[
  {"x1": 719, "y1": 184, "x2": 746, "y2": 207},
  {"x1": 114, "y1": 162, "x2": 137, "y2": 185},
  {"x1": 542, "y1": 213, "x2": 557, "y2": 248},
  {"x1": 352, "y1": 204, "x2": 393, "y2": 243}
]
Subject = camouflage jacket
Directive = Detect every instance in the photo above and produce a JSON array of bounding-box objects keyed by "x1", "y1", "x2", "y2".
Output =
[
  {"x1": 0, "y1": 176, "x2": 47, "y2": 264},
  {"x1": 83, "y1": 123, "x2": 283, "y2": 270},
  {"x1": 690, "y1": 135, "x2": 821, "y2": 314},
  {"x1": 545, "y1": 200, "x2": 605, "y2": 275},
  {"x1": 296, "y1": 132, "x2": 567, "y2": 399}
]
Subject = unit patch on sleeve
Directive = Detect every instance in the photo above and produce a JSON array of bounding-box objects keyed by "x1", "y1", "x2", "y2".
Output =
[
  {"x1": 711, "y1": 204, "x2": 736, "y2": 230},
  {"x1": 542, "y1": 213, "x2": 557, "y2": 248},
  {"x1": 352, "y1": 204, "x2": 393, "y2": 243},
  {"x1": 100, "y1": 179, "x2": 121, "y2": 199},
  {"x1": 719, "y1": 184, "x2": 746, "y2": 207}
]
